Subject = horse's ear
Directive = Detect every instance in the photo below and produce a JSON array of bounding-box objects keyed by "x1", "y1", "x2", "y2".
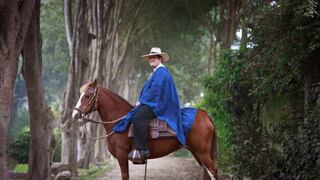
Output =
[{"x1": 91, "y1": 79, "x2": 97, "y2": 88}]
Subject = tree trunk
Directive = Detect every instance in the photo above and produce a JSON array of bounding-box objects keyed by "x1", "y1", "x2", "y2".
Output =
[
  {"x1": 61, "y1": 0, "x2": 88, "y2": 176},
  {"x1": 77, "y1": 115, "x2": 96, "y2": 168},
  {"x1": 0, "y1": 38, "x2": 16, "y2": 180},
  {"x1": 0, "y1": 1, "x2": 36, "y2": 179},
  {"x1": 21, "y1": 1, "x2": 55, "y2": 179},
  {"x1": 207, "y1": 36, "x2": 213, "y2": 75},
  {"x1": 94, "y1": 125, "x2": 107, "y2": 162},
  {"x1": 217, "y1": 0, "x2": 242, "y2": 49}
]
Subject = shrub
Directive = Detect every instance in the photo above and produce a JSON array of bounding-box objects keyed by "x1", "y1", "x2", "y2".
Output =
[
  {"x1": 9, "y1": 127, "x2": 63, "y2": 163},
  {"x1": 13, "y1": 164, "x2": 28, "y2": 173},
  {"x1": 9, "y1": 127, "x2": 31, "y2": 163},
  {"x1": 52, "y1": 128, "x2": 62, "y2": 162}
]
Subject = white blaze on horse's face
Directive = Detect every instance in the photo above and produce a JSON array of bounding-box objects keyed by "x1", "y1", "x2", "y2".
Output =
[{"x1": 72, "y1": 92, "x2": 85, "y2": 119}]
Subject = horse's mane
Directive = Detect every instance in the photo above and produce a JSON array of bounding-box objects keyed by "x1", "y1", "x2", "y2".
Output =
[
  {"x1": 79, "y1": 82, "x2": 132, "y2": 107},
  {"x1": 99, "y1": 86, "x2": 133, "y2": 107},
  {"x1": 80, "y1": 83, "x2": 90, "y2": 93}
]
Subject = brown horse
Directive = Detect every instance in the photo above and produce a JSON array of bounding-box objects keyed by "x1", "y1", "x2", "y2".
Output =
[{"x1": 72, "y1": 80, "x2": 218, "y2": 180}]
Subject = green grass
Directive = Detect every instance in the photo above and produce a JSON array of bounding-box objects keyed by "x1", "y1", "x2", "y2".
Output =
[
  {"x1": 13, "y1": 164, "x2": 28, "y2": 173},
  {"x1": 174, "y1": 148, "x2": 192, "y2": 157},
  {"x1": 77, "y1": 161, "x2": 112, "y2": 180}
]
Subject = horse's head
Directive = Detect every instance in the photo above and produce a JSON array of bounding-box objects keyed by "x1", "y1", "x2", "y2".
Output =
[{"x1": 72, "y1": 79, "x2": 99, "y2": 119}]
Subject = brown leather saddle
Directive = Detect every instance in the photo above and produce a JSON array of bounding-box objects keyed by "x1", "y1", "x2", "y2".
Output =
[{"x1": 128, "y1": 118, "x2": 176, "y2": 139}]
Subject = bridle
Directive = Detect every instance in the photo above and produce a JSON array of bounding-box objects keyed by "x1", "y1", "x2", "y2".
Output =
[
  {"x1": 74, "y1": 86, "x2": 124, "y2": 140},
  {"x1": 74, "y1": 86, "x2": 99, "y2": 116}
]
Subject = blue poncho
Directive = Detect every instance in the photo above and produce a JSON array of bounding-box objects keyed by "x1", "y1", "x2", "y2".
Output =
[{"x1": 112, "y1": 67, "x2": 196, "y2": 145}]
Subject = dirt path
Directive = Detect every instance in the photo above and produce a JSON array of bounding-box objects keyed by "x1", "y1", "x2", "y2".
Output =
[{"x1": 97, "y1": 154, "x2": 204, "y2": 180}]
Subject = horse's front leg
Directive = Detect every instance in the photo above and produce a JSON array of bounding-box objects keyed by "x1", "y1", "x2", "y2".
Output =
[{"x1": 117, "y1": 157, "x2": 129, "y2": 180}]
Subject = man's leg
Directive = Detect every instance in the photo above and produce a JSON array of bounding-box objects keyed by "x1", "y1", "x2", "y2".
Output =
[{"x1": 132, "y1": 105, "x2": 155, "y2": 153}]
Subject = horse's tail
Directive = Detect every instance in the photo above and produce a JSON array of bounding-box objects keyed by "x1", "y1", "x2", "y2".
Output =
[{"x1": 209, "y1": 114, "x2": 218, "y2": 161}]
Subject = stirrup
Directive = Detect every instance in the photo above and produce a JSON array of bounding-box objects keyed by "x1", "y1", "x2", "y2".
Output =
[{"x1": 128, "y1": 149, "x2": 148, "y2": 164}]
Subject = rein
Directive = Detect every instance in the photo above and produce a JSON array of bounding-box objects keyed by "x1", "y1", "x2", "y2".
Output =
[
  {"x1": 79, "y1": 113, "x2": 125, "y2": 140},
  {"x1": 83, "y1": 121, "x2": 115, "y2": 140},
  {"x1": 82, "y1": 114, "x2": 125, "y2": 124}
]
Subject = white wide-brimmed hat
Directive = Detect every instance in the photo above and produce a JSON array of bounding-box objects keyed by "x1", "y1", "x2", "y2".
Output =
[{"x1": 141, "y1": 47, "x2": 170, "y2": 62}]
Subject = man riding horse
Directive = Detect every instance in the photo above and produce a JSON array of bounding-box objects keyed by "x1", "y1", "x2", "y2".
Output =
[
  {"x1": 113, "y1": 47, "x2": 185, "y2": 163},
  {"x1": 72, "y1": 47, "x2": 218, "y2": 178}
]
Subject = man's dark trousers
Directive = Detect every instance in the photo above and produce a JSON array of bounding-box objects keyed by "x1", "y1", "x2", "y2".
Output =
[{"x1": 132, "y1": 105, "x2": 156, "y2": 150}]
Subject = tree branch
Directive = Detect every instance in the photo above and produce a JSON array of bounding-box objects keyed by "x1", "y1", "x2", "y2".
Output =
[
  {"x1": 112, "y1": 0, "x2": 145, "y2": 81},
  {"x1": 15, "y1": 0, "x2": 36, "y2": 55}
]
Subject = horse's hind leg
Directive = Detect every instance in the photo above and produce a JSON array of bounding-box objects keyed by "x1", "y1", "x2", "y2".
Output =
[
  {"x1": 187, "y1": 110, "x2": 218, "y2": 179},
  {"x1": 190, "y1": 150, "x2": 217, "y2": 180},
  {"x1": 190, "y1": 151, "x2": 212, "y2": 180},
  {"x1": 201, "y1": 154, "x2": 218, "y2": 179}
]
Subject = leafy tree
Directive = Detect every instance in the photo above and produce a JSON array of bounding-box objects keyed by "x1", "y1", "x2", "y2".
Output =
[
  {"x1": 41, "y1": 0, "x2": 68, "y2": 104},
  {"x1": 202, "y1": 50, "x2": 241, "y2": 173}
]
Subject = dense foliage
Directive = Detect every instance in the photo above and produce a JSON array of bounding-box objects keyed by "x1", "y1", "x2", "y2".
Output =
[
  {"x1": 41, "y1": 0, "x2": 68, "y2": 103},
  {"x1": 9, "y1": 127, "x2": 62, "y2": 164},
  {"x1": 9, "y1": 127, "x2": 31, "y2": 163},
  {"x1": 202, "y1": 0, "x2": 320, "y2": 178}
]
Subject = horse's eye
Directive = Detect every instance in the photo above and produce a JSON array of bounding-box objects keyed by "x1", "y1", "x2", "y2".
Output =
[{"x1": 88, "y1": 88, "x2": 95, "y2": 94}]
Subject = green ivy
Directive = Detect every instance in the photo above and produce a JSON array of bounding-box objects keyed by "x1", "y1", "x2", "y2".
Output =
[{"x1": 202, "y1": 0, "x2": 320, "y2": 178}]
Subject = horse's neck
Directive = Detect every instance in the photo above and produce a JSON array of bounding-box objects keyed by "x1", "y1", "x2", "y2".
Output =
[{"x1": 97, "y1": 87, "x2": 132, "y2": 124}]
